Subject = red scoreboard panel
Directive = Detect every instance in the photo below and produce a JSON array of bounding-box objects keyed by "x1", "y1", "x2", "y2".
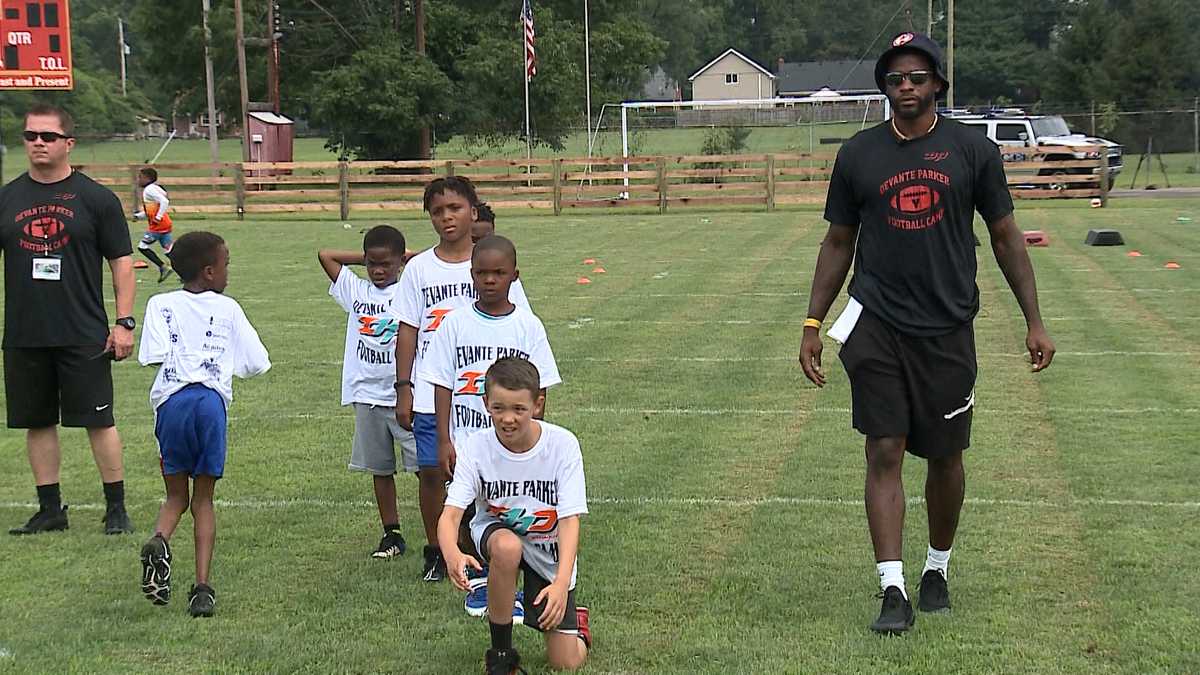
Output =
[{"x1": 0, "y1": 0, "x2": 72, "y2": 90}]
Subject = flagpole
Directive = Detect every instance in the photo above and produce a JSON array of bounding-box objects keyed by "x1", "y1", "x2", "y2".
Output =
[{"x1": 522, "y1": 4, "x2": 533, "y2": 183}]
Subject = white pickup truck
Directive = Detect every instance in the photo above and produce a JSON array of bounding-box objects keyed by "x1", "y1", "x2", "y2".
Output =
[{"x1": 943, "y1": 110, "x2": 1123, "y2": 190}]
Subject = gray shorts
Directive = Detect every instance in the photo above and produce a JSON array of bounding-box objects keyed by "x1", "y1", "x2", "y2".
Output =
[{"x1": 350, "y1": 403, "x2": 418, "y2": 475}]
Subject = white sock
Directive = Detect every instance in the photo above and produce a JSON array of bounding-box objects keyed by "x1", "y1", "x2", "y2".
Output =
[
  {"x1": 923, "y1": 545, "x2": 952, "y2": 579},
  {"x1": 876, "y1": 560, "x2": 907, "y2": 599}
]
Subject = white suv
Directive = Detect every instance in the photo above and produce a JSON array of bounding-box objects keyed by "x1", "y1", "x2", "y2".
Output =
[{"x1": 944, "y1": 109, "x2": 1123, "y2": 189}]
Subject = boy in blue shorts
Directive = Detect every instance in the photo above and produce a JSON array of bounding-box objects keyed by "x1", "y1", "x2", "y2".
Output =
[
  {"x1": 133, "y1": 167, "x2": 175, "y2": 283},
  {"x1": 137, "y1": 231, "x2": 271, "y2": 617},
  {"x1": 395, "y1": 178, "x2": 529, "y2": 584}
]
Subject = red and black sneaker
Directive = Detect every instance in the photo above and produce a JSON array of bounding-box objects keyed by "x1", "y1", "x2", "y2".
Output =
[
  {"x1": 484, "y1": 647, "x2": 527, "y2": 675},
  {"x1": 576, "y1": 606, "x2": 592, "y2": 650}
]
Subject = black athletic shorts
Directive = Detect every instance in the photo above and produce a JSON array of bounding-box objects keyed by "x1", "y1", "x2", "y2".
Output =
[
  {"x1": 838, "y1": 309, "x2": 976, "y2": 458},
  {"x1": 479, "y1": 522, "x2": 579, "y2": 633},
  {"x1": 4, "y1": 345, "x2": 115, "y2": 429}
]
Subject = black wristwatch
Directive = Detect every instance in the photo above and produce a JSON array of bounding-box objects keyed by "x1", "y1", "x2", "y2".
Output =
[
  {"x1": 394, "y1": 379, "x2": 412, "y2": 390},
  {"x1": 115, "y1": 316, "x2": 136, "y2": 331}
]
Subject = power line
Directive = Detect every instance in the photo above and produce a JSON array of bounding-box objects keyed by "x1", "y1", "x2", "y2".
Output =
[{"x1": 836, "y1": 0, "x2": 909, "y2": 90}]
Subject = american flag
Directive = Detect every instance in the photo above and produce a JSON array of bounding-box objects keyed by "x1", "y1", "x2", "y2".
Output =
[{"x1": 522, "y1": 0, "x2": 537, "y2": 81}]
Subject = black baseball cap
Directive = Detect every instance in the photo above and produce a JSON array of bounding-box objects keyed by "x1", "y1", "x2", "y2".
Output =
[{"x1": 874, "y1": 32, "x2": 949, "y2": 98}]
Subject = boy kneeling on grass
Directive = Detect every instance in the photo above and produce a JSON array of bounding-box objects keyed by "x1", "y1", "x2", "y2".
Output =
[
  {"x1": 438, "y1": 357, "x2": 591, "y2": 674},
  {"x1": 137, "y1": 232, "x2": 271, "y2": 617}
]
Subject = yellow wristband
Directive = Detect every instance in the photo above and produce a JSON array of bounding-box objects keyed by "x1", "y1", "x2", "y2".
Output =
[{"x1": 804, "y1": 318, "x2": 823, "y2": 330}]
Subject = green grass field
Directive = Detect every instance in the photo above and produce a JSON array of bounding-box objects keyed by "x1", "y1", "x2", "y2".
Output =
[{"x1": 1, "y1": 198, "x2": 1198, "y2": 673}]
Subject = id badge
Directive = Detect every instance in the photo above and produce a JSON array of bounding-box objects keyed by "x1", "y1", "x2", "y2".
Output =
[{"x1": 32, "y1": 256, "x2": 62, "y2": 281}]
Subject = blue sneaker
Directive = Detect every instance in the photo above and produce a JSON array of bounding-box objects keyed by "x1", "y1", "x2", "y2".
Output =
[
  {"x1": 513, "y1": 591, "x2": 525, "y2": 626},
  {"x1": 464, "y1": 565, "x2": 489, "y2": 617}
]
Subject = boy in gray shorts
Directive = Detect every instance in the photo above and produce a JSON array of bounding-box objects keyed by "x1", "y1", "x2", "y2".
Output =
[{"x1": 319, "y1": 225, "x2": 417, "y2": 558}]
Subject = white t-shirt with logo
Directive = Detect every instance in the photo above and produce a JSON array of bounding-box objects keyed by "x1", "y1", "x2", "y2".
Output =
[
  {"x1": 445, "y1": 422, "x2": 587, "y2": 587},
  {"x1": 395, "y1": 248, "x2": 529, "y2": 414},
  {"x1": 417, "y1": 303, "x2": 560, "y2": 440},
  {"x1": 329, "y1": 266, "x2": 403, "y2": 406},
  {"x1": 138, "y1": 290, "x2": 271, "y2": 410}
]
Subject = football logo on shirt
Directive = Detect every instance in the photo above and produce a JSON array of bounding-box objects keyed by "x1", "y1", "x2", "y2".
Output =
[
  {"x1": 15, "y1": 204, "x2": 73, "y2": 253},
  {"x1": 878, "y1": 169, "x2": 950, "y2": 231},
  {"x1": 891, "y1": 185, "x2": 940, "y2": 214},
  {"x1": 358, "y1": 315, "x2": 400, "y2": 345},
  {"x1": 456, "y1": 371, "x2": 487, "y2": 396},
  {"x1": 424, "y1": 308, "x2": 453, "y2": 332},
  {"x1": 487, "y1": 505, "x2": 558, "y2": 536}
]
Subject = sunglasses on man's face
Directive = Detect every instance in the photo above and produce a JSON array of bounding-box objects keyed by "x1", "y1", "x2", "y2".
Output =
[
  {"x1": 23, "y1": 130, "x2": 72, "y2": 143},
  {"x1": 884, "y1": 70, "x2": 932, "y2": 87}
]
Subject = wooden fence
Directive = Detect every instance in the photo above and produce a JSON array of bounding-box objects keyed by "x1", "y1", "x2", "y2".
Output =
[{"x1": 74, "y1": 147, "x2": 1108, "y2": 219}]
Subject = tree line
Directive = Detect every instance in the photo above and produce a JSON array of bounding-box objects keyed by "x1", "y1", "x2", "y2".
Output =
[{"x1": 4, "y1": 0, "x2": 1197, "y2": 158}]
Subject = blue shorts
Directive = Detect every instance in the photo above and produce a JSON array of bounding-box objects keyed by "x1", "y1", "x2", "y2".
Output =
[
  {"x1": 155, "y1": 384, "x2": 227, "y2": 478},
  {"x1": 140, "y1": 230, "x2": 174, "y2": 250},
  {"x1": 412, "y1": 412, "x2": 440, "y2": 469}
]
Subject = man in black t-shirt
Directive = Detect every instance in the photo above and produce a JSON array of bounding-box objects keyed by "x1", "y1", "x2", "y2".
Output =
[
  {"x1": 1, "y1": 104, "x2": 137, "y2": 536},
  {"x1": 798, "y1": 33, "x2": 1055, "y2": 634}
]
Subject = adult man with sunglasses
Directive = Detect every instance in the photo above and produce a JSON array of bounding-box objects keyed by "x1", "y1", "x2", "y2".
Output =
[
  {"x1": 1, "y1": 104, "x2": 137, "y2": 535},
  {"x1": 798, "y1": 33, "x2": 1055, "y2": 634}
]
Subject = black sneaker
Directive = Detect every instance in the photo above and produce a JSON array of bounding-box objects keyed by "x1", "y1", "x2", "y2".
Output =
[
  {"x1": 188, "y1": 583, "x2": 216, "y2": 617},
  {"x1": 422, "y1": 545, "x2": 447, "y2": 582},
  {"x1": 917, "y1": 569, "x2": 951, "y2": 613},
  {"x1": 372, "y1": 530, "x2": 407, "y2": 559},
  {"x1": 8, "y1": 505, "x2": 69, "y2": 535},
  {"x1": 157, "y1": 266, "x2": 174, "y2": 284},
  {"x1": 140, "y1": 534, "x2": 172, "y2": 605},
  {"x1": 870, "y1": 586, "x2": 915, "y2": 635},
  {"x1": 485, "y1": 647, "x2": 528, "y2": 675},
  {"x1": 102, "y1": 504, "x2": 134, "y2": 535}
]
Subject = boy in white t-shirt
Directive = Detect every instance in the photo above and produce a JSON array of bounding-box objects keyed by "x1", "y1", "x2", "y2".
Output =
[
  {"x1": 439, "y1": 357, "x2": 590, "y2": 673},
  {"x1": 318, "y1": 224, "x2": 416, "y2": 559},
  {"x1": 136, "y1": 232, "x2": 271, "y2": 618},
  {"x1": 419, "y1": 235, "x2": 560, "y2": 618},
  {"x1": 394, "y1": 177, "x2": 529, "y2": 584},
  {"x1": 133, "y1": 167, "x2": 176, "y2": 283}
]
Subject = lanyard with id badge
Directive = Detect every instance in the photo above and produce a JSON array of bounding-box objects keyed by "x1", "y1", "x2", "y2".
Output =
[{"x1": 32, "y1": 233, "x2": 63, "y2": 281}]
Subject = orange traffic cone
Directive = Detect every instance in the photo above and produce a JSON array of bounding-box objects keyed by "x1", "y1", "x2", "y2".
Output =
[
  {"x1": 592, "y1": 267, "x2": 606, "y2": 274},
  {"x1": 1127, "y1": 250, "x2": 1142, "y2": 257},
  {"x1": 577, "y1": 277, "x2": 592, "y2": 284},
  {"x1": 1164, "y1": 261, "x2": 1181, "y2": 269},
  {"x1": 583, "y1": 258, "x2": 596, "y2": 265}
]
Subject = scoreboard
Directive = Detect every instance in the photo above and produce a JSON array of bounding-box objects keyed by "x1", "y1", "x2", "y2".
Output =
[{"x1": 0, "y1": 0, "x2": 72, "y2": 90}]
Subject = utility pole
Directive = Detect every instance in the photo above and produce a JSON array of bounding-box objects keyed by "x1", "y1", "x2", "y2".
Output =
[
  {"x1": 202, "y1": 0, "x2": 221, "y2": 171},
  {"x1": 268, "y1": 2, "x2": 281, "y2": 113},
  {"x1": 946, "y1": 0, "x2": 954, "y2": 108},
  {"x1": 117, "y1": 18, "x2": 127, "y2": 96},
  {"x1": 234, "y1": 0, "x2": 251, "y2": 162},
  {"x1": 415, "y1": 0, "x2": 430, "y2": 160},
  {"x1": 926, "y1": 0, "x2": 932, "y2": 35},
  {"x1": 584, "y1": 0, "x2": 593, "y2": 160},
  {"x1": 1193, "y1": 96, "x2": 1199, "y2": 173}
]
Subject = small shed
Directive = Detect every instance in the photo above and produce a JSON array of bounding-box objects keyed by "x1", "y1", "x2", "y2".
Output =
[{"x1": 246, "y1": 111, "x2": 294, "y2": 179}]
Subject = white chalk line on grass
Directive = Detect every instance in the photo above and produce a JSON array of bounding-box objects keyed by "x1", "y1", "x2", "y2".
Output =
[
  {"x1": 216, "y1": 405, "x2": 1200, "y2": 424},
  {"x1": 282, "y1": 351, "x2": 1198, "y2": 371},
  {"x1": 572, "y1": 406, "x2": 1200, "y2": 416},
  {"x1": 2, "y1": 494, "x2": 1196, "y2": 512}
]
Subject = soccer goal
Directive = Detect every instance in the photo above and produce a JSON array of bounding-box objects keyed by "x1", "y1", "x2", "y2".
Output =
[{"x1": 580, "y1": 94, "x2": 890, "y2": 193}]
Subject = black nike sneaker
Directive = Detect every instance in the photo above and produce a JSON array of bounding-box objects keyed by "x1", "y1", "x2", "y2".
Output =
[
  {"x1": 103, "y1": 503, "x2": 134, "y2": 535},
  {"x1": 485, "y1": 647, "x2": 528, "y2": 675},
  {"x1": 917, "y1": 569, "x2": 951, "y2": 613},
  {"x1": 372, "y1": 530, "x2": 407, "y2": 559},
  {"x1": 140, "y1": 534, "x2": 172, "y2": 605},
  {"x1": 8, "y1": 505, "x2": 69, "y2": 535},
  {"x1": 157, "y1": 266, "x2": 174, "y2": 284},
  {"x1": 870, "y1": 586, "x2": 915, "y2": 635},
  {"x1": 422, "y1": 545, "x2": 447, "y2": 582},
  {"x1": 188, "y1": 583, "x2": 216, "y2": 617}
]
